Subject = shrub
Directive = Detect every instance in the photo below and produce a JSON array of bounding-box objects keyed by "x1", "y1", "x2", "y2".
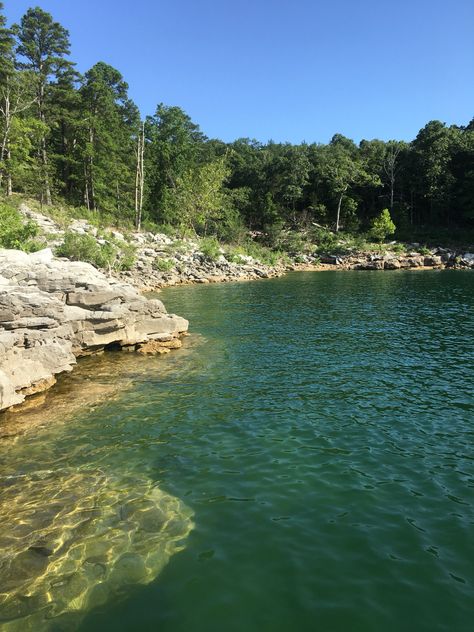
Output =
[
  {"x1": 311, "y1": 227, "x2": 339, "y2": 253},
  {"x1": 200, "y1": 236, "x2": 221, "y2": 261},
  {"x1": 141, "y1": 220, "x2": 177, "y2": 237},
  {"x1": 0, "y1": 203, "x2": 39, "y2": 251},
  {"x1": 116, "y1": 244, "x2": 137, "y2": 271},
  {"x1": 56, "y1": 232, "x2": 116, "y2": 269},
  {"x1": 369, "y1": 209, "x2": 396, "y2": 242},
  {"x1": 153, "y1": 257, "x2": 174, "y2": 272},
  {"x1": 389, "y1": 242, "x2": 407, "y2": 254}
]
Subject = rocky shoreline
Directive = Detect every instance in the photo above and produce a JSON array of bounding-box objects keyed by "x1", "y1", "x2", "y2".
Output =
[
  {"x1": 18, "y1": 203, "x2": 474, "y2": 291},
  {"x1": 1, "y1": 205, "x2": 473, "y2": 415},
  {"x1": 0, "y1": 248, "x2": 188, "y2": 413},
  {"x1": 288, "y1": 249, "x2": 474, "y2": 273}
]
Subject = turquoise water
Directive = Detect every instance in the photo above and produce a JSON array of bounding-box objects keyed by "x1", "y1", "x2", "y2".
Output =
[{"x1": 1, "y1": 271, "x2": 473, "y2": 631}]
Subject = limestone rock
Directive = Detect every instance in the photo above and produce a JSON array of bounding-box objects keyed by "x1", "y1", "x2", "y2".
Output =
[{"x1": 0, "y1": 249, "x2": 188, "y2": 412}]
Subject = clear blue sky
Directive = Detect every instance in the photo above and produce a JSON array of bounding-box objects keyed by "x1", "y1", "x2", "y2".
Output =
[{"x1": 5, "y1": 0, "x2": 474, "y2": 144}]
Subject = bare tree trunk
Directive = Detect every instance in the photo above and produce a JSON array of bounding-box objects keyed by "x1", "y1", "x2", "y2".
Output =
[
  {"x1": 135, "y1": 121, "x2": 145, "y2": 230},
  {"x1": 6, "y1": 148, "x2": 12, "y2": 195},
  {"x1": 134, "y1": 136, "x2": 140, "y2": 224},
  {"x1": 38, "y1": 82, "x2": 51, "y2": 205},
  {"x1": 383, "y1": 144, "x2": 401, "y2": 215},
  {"x1": 84, "y1": 163, "x2": 90, "y2": 210},
  {"x1": 336, "y1": 192, "x2": 343, "y2": 232},
  {"x1": 0, "y1": 90, "x2": 11, "y2": 191}
]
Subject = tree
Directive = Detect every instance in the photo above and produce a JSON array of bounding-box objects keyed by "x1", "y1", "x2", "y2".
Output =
[
  {"x1": 0, "y1": 72, "x2": 38, "y2": 195},
  {"x1": 135, "y1": 120, "x2": 145, "y2": 229},
  {"x1": 145, "y1": 104, "x2": 206, "y2": 221},
  {"x1": 0, "y1": 1, "x2": 16, "y2": 192},
  {"x1": 265, "y1": 143, "x2": 311, "y2": 225},
  {"x1": 411, "y1": 120, "x2": 461, "y2": 225},
  {"x1": 383, "y1": 141, "x2": 405, "y2": 214},
  {"x1": 47, "y1": 64, "x2": 82, "y2": 200},
  {"x1": 320, "y1": 135, "x2": 379, "y2": 231},
  {"x1": 14, "y1": 7, "x2": 72, "y2": 204},
  {"x1": 369, "y1": 208, "x2": 396, "y2": 242},
  {"x1": 167, "y1": 157, "x2": 230, "y2": 235},
  {"x1": 79, "y1": 62, "x2": 139, "y2": 214}
]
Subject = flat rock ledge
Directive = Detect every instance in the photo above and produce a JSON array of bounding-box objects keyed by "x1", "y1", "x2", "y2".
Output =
[{"x1": 0, "y1": 248, "x2": 188, "y2": 413}]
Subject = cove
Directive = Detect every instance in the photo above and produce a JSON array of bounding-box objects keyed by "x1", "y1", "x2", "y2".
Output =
[{"x1": 1, "y1": 270, "x2": 473, "y2": 632}]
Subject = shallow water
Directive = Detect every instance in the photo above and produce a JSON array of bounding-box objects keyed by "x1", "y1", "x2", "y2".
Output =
[{"x1": 1, "y1": 271, "x2": 474, "y2": 631}]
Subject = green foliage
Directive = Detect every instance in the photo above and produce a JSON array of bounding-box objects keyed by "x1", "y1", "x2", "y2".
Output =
[
  {"x1": 0, "y1": 202, "x2": 38, "y2": 250},
  {"x1": 0, "y1": 2, "x2": 473, "y2": 252},
  {"x1": 369, "y1": 209, "x2": 396, "y2": 242},
  {"x1": 225, "y1": 240, "x2": 287, "y2": 266},
  {"x1": 56, "y1": 232, "x2": 115, "y2": 268},
  {"x1": 310, "y1": 227, "x2": 339, "y2": 253},
  {"x1": 79, "y1": 62, "x2": 139, "y2": 215},
  {"x1": 166, "y1": 158, "x2": 230, "y2": 235},
  {"x1": 115, "y1": 243, "x2": 136, "y2": 270},
  {"x1": 145, "y1": 103, "x2": 206, "y2": 222},
  {"x1": 388, "y1": 242, "x2": 407, "y2": 255},
  {"x1": 153, "y1": 257, "x2": 174, "y2": 272},
  {"x1": 141, "y1": 220, "x2": 177, "y2": 237},
  {"x1": 199, "y1": 236, "x2": 221, "y2": 261}
]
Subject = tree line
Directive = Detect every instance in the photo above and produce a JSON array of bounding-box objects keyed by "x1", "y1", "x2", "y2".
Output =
[{"x1": 1, "y1": 4, "x2": 473, "y2": 241}]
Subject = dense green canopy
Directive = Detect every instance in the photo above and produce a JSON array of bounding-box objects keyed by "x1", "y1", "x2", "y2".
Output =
[{"x1": 1, "y1": 3, "x2": 473, "y2": 241}]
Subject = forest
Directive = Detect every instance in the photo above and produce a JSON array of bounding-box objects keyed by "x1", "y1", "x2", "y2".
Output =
[{"x1": 1, "y1": 4, "x2": 473, "y2": 245}]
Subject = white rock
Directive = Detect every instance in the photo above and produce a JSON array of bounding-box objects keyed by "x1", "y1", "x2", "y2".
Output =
[
  {"x1": 29, "y1": 248, "x2": 54, "y2": 264},
  {"x1": 0, "y1": 248, "x2": 188, "y2": 412}
]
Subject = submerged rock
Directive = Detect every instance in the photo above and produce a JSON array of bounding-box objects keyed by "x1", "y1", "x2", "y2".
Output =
[
  {"x1": 0, "y1": 469, "x2": 193, "y2": 631},
  {"x1": 0, "y1": 249, "x2": 188, "y2": 412}
]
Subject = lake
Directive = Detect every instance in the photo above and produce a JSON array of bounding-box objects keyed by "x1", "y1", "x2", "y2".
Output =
[{"x1": 0, "y1": 271, "x2": 473, "y2": 632}]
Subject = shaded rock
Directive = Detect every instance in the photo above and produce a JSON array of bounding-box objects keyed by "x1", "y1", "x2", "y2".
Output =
[{"x1": 384, "y1": 258, "x2": 401, "y2": 270}]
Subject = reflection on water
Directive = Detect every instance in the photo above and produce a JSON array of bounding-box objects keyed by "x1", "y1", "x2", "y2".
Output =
[
  {"x1": 1, "y1": 272, "x2": 473, "y2": 632},
  {"x1": 0, "y1": 334, "x2": 205, "y2": 440},
  {"x1": 0, "y1": 344, "x2": 202, "y2": 631},
  {"x1": 0, "y1": 469, "x2": 193, "y2": 631}
]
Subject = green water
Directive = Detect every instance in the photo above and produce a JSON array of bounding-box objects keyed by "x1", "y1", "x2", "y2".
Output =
[{"x1": 1, "y1": 271, "x2": 473, "y2": 632}]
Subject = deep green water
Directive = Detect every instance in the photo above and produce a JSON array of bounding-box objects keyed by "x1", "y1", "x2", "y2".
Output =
[{"x1": 1, "y1": 271, "x2": 474, "y2": 632}]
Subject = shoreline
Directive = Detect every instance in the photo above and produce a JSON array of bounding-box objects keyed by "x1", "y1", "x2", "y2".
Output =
[
  {"x1": 133, "y1": 257, "x2": 466, "y2": 293},
  {"x1": 1, "y1": 247, "x2": 473, "y2": 419},
  {"x1": 0, "y1": 249, "x2": 188, "y2": 418}
]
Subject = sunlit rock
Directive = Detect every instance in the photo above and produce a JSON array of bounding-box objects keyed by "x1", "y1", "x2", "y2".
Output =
[
  {"x1": 0, "y1": 469, "x2": 193, "y2": 631},
  {"x1": 0, "y1": 249, "x2": 188, "y2": 412}
]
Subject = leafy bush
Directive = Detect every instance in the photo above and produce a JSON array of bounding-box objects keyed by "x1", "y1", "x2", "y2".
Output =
[
  {"x1": 163, "y1": 239, "x2": 189, "y2": 255},
  {"x1": 200, "y1": 236, "x2": 221, "y2": 261},
  {"x1": 141, "y1": 220, "x2": 177, "y2": 237},
  {"x1": 311, "y1": 227, "x2": 339, "y2": 253},
  {"x1": 369, "y1": 209, "x2": 396, "y2": 242},
  {"x1": 116, "y1": 243, "x2": 137, "y2": 270},
  {"x1": 153, "y1": 257, "x2": 174, "y2": 272},
  {"x1": 56, "y1": 232, "x2": 116, "y2": 268},
  {"x1": 0, "y1": 203, "x2": 39, "y2": 251},
  {"x1": 389, "y1": 242, "x2": 407, "y2": 254}
]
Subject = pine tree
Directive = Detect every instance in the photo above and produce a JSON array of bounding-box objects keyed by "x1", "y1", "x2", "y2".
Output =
[
  {"x1": 14, "y1": 7, "x2": 72, "y2": 204},
  {"x1": 79, "y1": 62, "x2": 139, "y2": 215}
]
